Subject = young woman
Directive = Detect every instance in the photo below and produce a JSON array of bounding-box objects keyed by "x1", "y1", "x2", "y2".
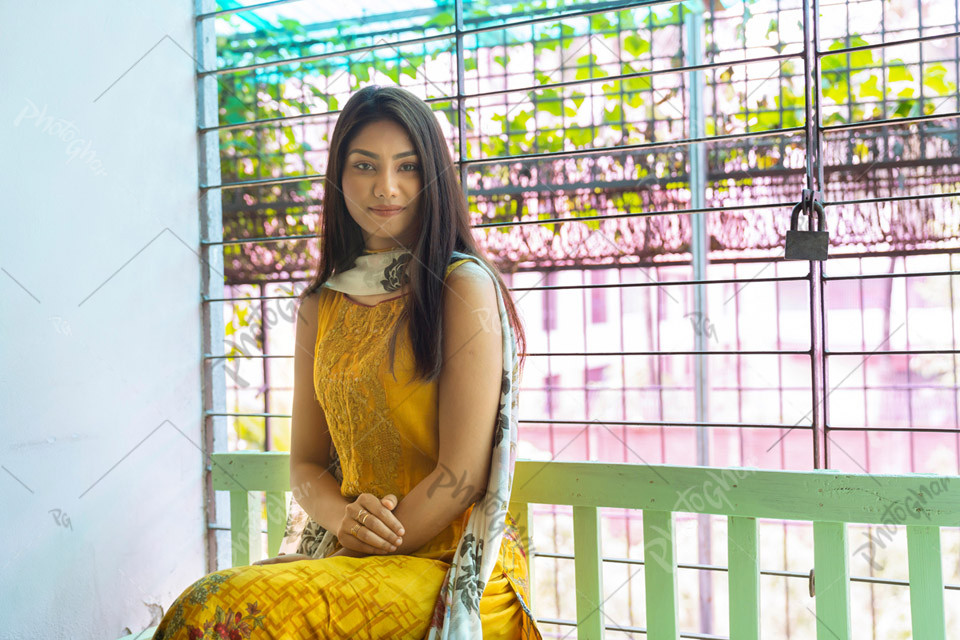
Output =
[{"x1": 152, "y1": 86, "x2": 542, "y2": 639}]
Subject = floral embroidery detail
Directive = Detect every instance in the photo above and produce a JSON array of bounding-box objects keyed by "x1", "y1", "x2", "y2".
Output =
[
  {"x1": 185, "y1": 602, "x2": 266, "y2": 639},
  {"x1": 493, "y1": 367, "x2": 511, "y2": 449},
  {"x1": 452, "y1": 533, "x2": 485, "y2": 615},
  {"x1": 380, "y1": 253, "x2": 411, "y2": 291},
  {"x1": 154, "y1": 571, "x2": 241, "y2": 640},
  {"x1": 429, "y1": 572, "x2": 450, "y2": 631},
  {"x1": 186, "y1": 572, "x2": 231, "y2": 606},
  {"x1": 313, "y1": 293, "x2": 406, "y2": 500}
]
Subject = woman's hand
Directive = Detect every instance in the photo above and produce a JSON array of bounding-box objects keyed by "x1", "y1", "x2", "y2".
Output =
[{"x1": 336, "y1": 493, "x2": 406, "y2": 555}]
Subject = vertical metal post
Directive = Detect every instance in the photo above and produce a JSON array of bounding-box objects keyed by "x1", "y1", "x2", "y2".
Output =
[
  {"x1": 801, "y1": 0, "x2": 828, "y2": 468},
  {"x1": 685, "y1": 0, "x2": 713, "y2": 633},
  {"x1": 261, "y1": 285, "x2": 271, "y2": 451},
  {"x1": 196, "y1": 0, "x2": 228, "y2": 572},
  {"x1": 455, "y1": 0, "x2": 469, "y2": 197}
]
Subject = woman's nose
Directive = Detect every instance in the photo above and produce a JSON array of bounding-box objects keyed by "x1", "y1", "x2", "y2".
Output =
[{"x1": 374, "y1": 170, "x2": 399, "y2": 199}]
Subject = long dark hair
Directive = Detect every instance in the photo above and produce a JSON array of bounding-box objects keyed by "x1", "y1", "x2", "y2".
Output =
[{"x1": 298, "y1": 85, "x2": 527, "y2": 383}]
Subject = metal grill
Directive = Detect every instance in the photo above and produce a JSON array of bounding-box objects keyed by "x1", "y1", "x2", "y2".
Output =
[{"x1": 194, "y1": 0, "x2": 960, "y2": 635}]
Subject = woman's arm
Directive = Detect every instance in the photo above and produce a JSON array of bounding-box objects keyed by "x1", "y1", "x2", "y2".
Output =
[
  {"x1": 384, "y1": 262, "x2": 504, "y2": 555},
  {"x1": 289, "y1": 292, "x2": 352, "y2": 533}
]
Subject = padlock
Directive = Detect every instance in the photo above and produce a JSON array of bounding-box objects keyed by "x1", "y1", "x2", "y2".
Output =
[{"x1": 784, "y1": 199, "x2": 829, "y2": 261}]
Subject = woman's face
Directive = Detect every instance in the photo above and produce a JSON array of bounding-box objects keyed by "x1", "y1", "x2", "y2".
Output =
[{"x1": 341, "y1": 119, "x2": 423, "y2": 251}]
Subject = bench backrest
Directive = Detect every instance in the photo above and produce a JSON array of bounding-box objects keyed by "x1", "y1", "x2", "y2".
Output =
[{"x1": 210, "y1": 452, "x2": 958, "y2": 640}]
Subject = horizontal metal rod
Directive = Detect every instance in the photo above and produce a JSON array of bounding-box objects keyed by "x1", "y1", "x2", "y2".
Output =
[
  {"x1": 200, "y1": 0, "x2": 682, "y2": 76},
  {"x1": 202, "y1": 273, "x2": 811, "y2": 303},
  {"x1": 825, "y1": 425, "x2": 960, "y2": 433},
  {"x1": 207, "y1": 347, "x2": 960, "y2": 359},
  {"x1": 205, "y1": 126, "x2": 960, "y2": 196},
  {"x1": 207, "y1": 523, "x2": 269, "y2": 534},
  {"x1": 508, "y1": 274, "x2": 809, "y2": 290},
  {"x1": 533, "y1": 551, "x2": 960, "y2": 590},
  {"x1": 201, "y1": 53, "x2": 960, "y2": 135},
  {"x1": 206, "y1": 348, "x2": 811, "y2": 360},
  {"x1": 209, "y1": 344, "x2": 955, "y2": 360},
  {"x1": 206, "y1": 94, "x2": 453, "y2": 134},
  {"x1": 200, "y1": 50, "x2": 800, "y2": 134},
  {"x1": 200, "y1": 125, "x2": 806, "y2": 191},
  {"x1": 817, "y1": 29, "x2": 960, "y2": 58},
  {"x1": 197, "y1": 0, "x2": 300, "y2": 20},
  {"x1": 519, "y1": 418, "x2": 809, "y2": 429},
  {"x1": 523, "y1": 349, "x2": 809, "y2": 356},
  {"x1": 824, "y1": 189, "x2": 960, "y2": 207},
  {"x1": 202, "y1": 177, "x2": 960, "y2": 247},
  {"x1": 200, "y1": 411, "x2": 960, "y2": 434},
  {"x1": 202, "y1": 410, "x2": 815, "y2": 430},
  {"x1": 209, "y1": 382, "x2": 959, "y2": 393},
  {"x1": 822, "y1": 110, "x2": 960, "y2": 133},
  {"x1": 828, "y1": 349, "x2": 959, "y2": 356},
  {"x1": 824, "y1": 269, "x2": 960, "y2": 282},
  {"x1": 200, "y1": 200, "x2": 799, "y2": 247}
]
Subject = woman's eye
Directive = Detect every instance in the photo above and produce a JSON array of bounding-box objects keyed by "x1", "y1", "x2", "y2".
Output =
[
  {"x1": 402, "y1": 163, "x2": 420, "y2": 171},
  {"x1": 354, "y1": 162, "x2": 372, "y2": 170}
]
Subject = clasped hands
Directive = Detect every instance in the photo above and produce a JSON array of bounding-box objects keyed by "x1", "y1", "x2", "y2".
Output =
[{"x1": 252, "y1": 492, "x2": 406, "y2": 566}]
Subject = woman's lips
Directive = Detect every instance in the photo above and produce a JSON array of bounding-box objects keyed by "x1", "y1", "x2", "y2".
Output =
[{"x1": 369, "y1": 206, "x2": 404, "y2": 217}]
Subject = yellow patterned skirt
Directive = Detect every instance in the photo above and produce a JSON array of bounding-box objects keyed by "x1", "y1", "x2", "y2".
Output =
[{"x1": 153, "y1": 551, "x2": 536, "y2": 639}]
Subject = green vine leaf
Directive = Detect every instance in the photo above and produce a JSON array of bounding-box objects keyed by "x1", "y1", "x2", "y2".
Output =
[
  {"x1": 923, "y1": 63, "x2": 956, "y2": 95},
  {"x1": 858, "y1": 75, "x2": 883, "y2": 100},
  {"x1": 624, "y1": 34, "x2": 650, "y2": 57},
  {"x1": 887, "y1": 59, "x2": 913, "y2": 83}
]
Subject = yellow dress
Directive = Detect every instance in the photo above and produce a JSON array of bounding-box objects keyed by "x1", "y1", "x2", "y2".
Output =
[{"x1": 153, "y1": 259, "x2": 542, "y2": 640}]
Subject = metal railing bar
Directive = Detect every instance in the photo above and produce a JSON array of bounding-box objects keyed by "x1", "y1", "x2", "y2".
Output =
[
  {"x1": 824, "y1": 190, "x2": 960, "y2": 207},
  {"x1": 824, "y1": 270, "x2": 960, "y2": 282},
  {"x1": 817, "y1": 29, "x2": 960, "y2": 58},
  {"x1": 201, "y1": 125, "x2": 806, "y2": 191},
  {"x1": 201, "y1": 200, "x2": 798, "y2": 247},
  {"x1": 201, "y1": 0, "x2": 685, "y2": 76},
  {"x1": 201, "y1": 51, "x2": 801, "y2": 134},
  {"x1": 532, "y1": 551, "x2": 960, "y2": 589},
  {"x1": 202, "y1": 274, "x2": 810, "y2": 302},
  {"x1": 826, "y1": 425, "x2": 960, "y2": 433},
  {"x1": 822, "y1": 110, "x2": 960, "y2": 133},
  {"x1": 206, "y1": 348, "x2": 811, "y2": 360},
  {"x1": 203, "y1": 411, "x2": 813, "y2": 430}
]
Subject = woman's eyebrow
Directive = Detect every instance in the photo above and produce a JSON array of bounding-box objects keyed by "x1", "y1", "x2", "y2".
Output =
[{"x1": 347, "y1": 149, "x2": 418, "y2": 159}]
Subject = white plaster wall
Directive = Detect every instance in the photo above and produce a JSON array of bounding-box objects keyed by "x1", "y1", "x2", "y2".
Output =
[{"x1": 0, "y1": 1, "x2": 206, "y2": 637}]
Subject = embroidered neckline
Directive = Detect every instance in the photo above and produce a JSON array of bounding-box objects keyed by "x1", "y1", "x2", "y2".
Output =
[{"x1": 339, "y1": 290, "x2": 410, "y2": 308}]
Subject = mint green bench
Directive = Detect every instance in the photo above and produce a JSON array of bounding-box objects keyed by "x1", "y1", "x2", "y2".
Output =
[{"x1": 119, "y1": 452, "x2": 959, "y2": 639}]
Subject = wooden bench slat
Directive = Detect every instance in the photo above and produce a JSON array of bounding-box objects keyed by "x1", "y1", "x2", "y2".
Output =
[
  {"x1": 230, "y1": 490, "x2": 260, "y2": 566},
  {"x1": 510, "y1": 462, "x2": 960, "y2": 526},
  {"x1": 813, "y1": 521, "x2": 851, "y2": 640},
  {"x1": 643, "y1": 510, "x2": 679, "y2": 640},
  {"x1": 508, "y1": 500, "x2": 535, "y2": 610},
  {"x1": 572, "y1": 505, "x2": 604, "y2": 640},
  {"x1": 266, "y1": 491, "x2": 287, "y2": 558},
  {"x1": 203, "y1": 453, "x2": 960, "y2": 640},
  {"x1": 728, "y1": 515, "x2": 760, "y2": 640},
  {"x1": 907, "y1": 525, "x2": 946, "y2": 639}
]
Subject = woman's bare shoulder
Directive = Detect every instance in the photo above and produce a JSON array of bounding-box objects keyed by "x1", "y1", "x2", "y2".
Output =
[
  {"x1": 295, "y1": 289, "x2": 325, "y2": 329},
  {"x1": 446, "y1": 258, "x2": 493, "y2": 284}
]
